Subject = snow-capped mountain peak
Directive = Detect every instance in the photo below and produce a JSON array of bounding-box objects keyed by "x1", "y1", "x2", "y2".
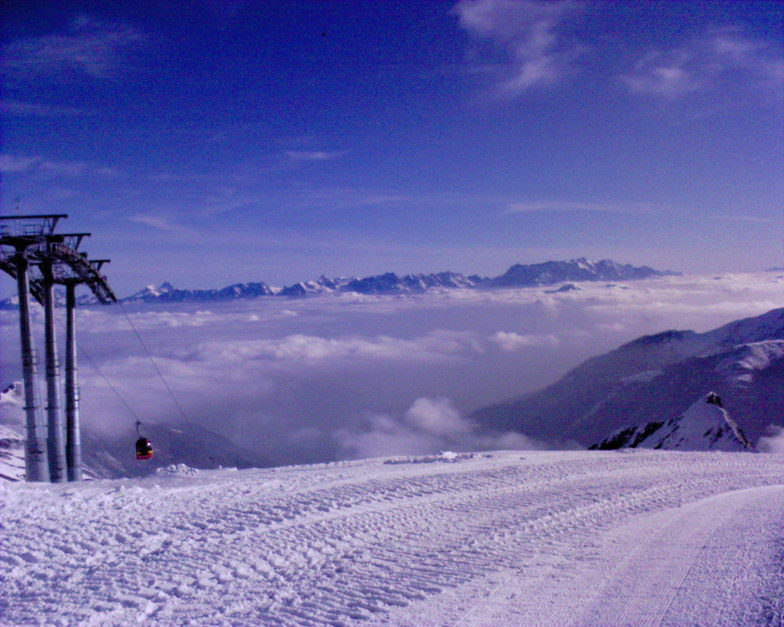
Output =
[
  {"x1": 591, "y1": 393, "x2": 755, "y2": 452},
  {"x1": 489, "y1": 258, "x2": 676, "y2": 288},
  {"x1": 136, "y1": 282, "x2": 176, "y2": 298},
  {"x1": 122, "y1": 281, "x2": 276, "y2": 303},
  {"x1": 279, "y1": 275, "x2": 354, "y2": 296}
]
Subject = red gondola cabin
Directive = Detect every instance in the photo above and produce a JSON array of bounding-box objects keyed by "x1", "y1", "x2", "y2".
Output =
[{"x1": 135, "y1": 437, "x2": 153, "y2": 460}]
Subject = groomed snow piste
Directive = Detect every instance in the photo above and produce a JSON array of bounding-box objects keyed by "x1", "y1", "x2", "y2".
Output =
[{"x1": 3, "y1": 450, "x2": 783, "y2": 626}]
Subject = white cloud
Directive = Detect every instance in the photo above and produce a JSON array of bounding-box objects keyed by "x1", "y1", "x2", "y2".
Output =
[
  {"x1": 186, "y1": 330, "x2": 480, "y2": 368},
  {"x1": 405, "y1": 397, "x2": 470, "y2": 437},
  {"x1": 0, "y1": 153, "x2": 120, "y2": 178},
  {"x1": 490, "y1": 331, "x2": 558, "y2": 352},
  {"x1": 0, "y1": 99, "x2": 88, "y2": 117},
  {"x1": 128, "y1": 214, "x2": 194, "y2": 235},
  {"x1": 757, "y1": 425, "x2": 784, "y2": 454},
  {"x1": 336, "y1": 396, "x2": 544, "y2": 460},
  {"x1": 504, "y1": 200, "x2": 656, "y2": 215},
  {"x1": 38, "y1": 160, "x2": 89, "y2": 177},
  {"x1": 0, "y1": 154, "x2": 41, "y2": 173},
  {"x1": 623, "y1": 53, "x2": 700, "y2": 98},
  {"x1": 3, "y1": 15, "x2": 145, "y2": 79},
  {"x1": 454, "y1": 0, "x2": 582, "y2": 96},
  {"x1": 623, "y1": 27, "x2": 784, "y2": 99},
  {"x1": 0, "y1": 154, "x2": 87, "y2": 176},
  {"x1": 715, "y1": 214, "x2": 781, "y2": 225},
  {"x1": 285, "y1": 151, "x2": 346, "y2": 162}
]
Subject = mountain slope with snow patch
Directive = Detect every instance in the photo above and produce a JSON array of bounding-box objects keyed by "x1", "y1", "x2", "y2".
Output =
[{"x1": 472, "y1": 307, "x2": 784, "y2": 447}]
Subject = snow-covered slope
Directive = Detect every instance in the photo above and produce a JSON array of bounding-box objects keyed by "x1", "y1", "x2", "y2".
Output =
[
  {"x1": 472, "y1": 307, "x2": 784, "y2": 447},
  {"x1": 704, "y1": 307, "x2": 784, "y2": 347},
  {"x1": 0, "y1": 289, "x2": 97, "y2": 309},
  {"x1": 647, "y1": 396, "x2": 754, "y2": 451},
  {"x1": 0, "y1": 423, "x2": 25, "y2": 481},
  {"x1": 3, "y1": 450, "x2": 783, "y2": 626},
  {"x1": 592, "y1": 393, "x2": 755, "y2": 451},
  {"x1": 119, "y1": 271, "x2": 484, "y2": 302},
  {"x1": 0, "y1": 380, "x2": 24, "y2": 412},
  {"x1": 0, "y1": 382, "x2": 25, "y2": 481}
]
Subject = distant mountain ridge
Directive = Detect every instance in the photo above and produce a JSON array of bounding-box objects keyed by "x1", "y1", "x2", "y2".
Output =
[
  {"x1": 118, "y1": 258, "x2": 676, "y2": 305},
  {"x1": 0, "y1": 258, "x2": 679, "y2": 307},
  {"x1": 122, "y1": 281, "x2": 276, "y2": 304},
  {"x1": 489, "y1": 258, "x2": 671, "y2": 288}
]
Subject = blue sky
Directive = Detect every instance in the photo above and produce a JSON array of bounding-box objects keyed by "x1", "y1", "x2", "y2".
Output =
[{"x1": 2, "y1": 0, "x2": 783, "y2": 295}]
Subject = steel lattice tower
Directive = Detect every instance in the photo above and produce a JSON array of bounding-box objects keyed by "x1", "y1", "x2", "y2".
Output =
[{"x1": 1, "y1": 215, "x2": 116, "y2": 482}]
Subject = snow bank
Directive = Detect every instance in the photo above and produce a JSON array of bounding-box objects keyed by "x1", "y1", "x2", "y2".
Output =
[
  {"x1": 155, "y1": 463, "x2": 200, "y2": 476},
  {"x1": 383, "y1": 450, "x2": 482, "y2": 464}
]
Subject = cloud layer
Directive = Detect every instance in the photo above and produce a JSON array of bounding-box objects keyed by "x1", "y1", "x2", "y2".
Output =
[
  {"x1": 757, "y1": 426, "x2": 784, "y2": 454},
  {"x1": 1, "y1": 273, "x2": 782, "y2": 466}
]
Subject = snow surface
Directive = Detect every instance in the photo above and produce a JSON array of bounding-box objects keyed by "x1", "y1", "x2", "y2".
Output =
[{"x1": 3, "y1": 450, "x2": 783, "y2": 626}]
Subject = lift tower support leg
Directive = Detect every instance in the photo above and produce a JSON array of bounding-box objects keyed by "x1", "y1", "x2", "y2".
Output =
[
  {"x1": 65, "y1": 283, "x2": 81, "y2": 481},
  {"x1": 42, "y1": 262, "x2": 66, "y2": 483},
  {"x1": 15, "y1": 249, "x2": 49, "y2": 482}
]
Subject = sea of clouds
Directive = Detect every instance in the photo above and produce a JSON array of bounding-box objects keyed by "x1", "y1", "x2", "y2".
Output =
[{"x1": 1, "y1": 272, "x2": 782, "y2": 466}]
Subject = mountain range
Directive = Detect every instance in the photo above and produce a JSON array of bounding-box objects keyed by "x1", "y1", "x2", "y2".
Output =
[
  {"x1": 122, "y1": 258, "x2": 676, "y2": 303},
  {"x1": 0, "y1": 258, "x2": 677, "y2": 308},
  {"x1": 471, "y1": 307, "x2": 784, "y2": 449}
]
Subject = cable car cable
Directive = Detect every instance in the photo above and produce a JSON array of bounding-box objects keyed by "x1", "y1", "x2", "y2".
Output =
[
  {"x1": 53, "y1": 312, "x2": 141, "y2": 422},
  {"x1": 50, "y1": 297, "x2": 192, "y2": 461},
  {"x1": 117, "y1": 301, "x2": 190, "y2": 423},
  {"x1": 53, "y1": 314, "x2": 153, "y2": 460},
  {"x1": 74, "y1": 337, "x2": 141, "y2": 422}
]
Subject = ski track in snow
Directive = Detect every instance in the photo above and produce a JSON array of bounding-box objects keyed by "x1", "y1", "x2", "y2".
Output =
[{"x1": 2, "y1": 450, "x2": 783, "y2": 626}]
